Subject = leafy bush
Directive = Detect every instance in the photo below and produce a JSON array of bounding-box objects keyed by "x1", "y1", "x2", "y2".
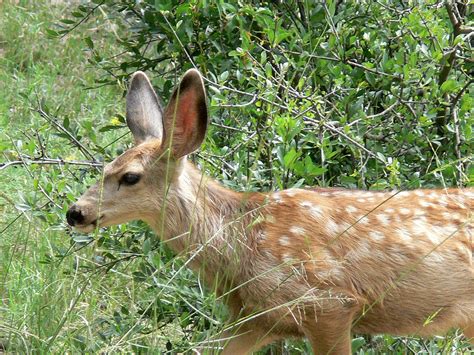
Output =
[{"x1": 56, "y1": 0, "x2": 473, "y2": 192}]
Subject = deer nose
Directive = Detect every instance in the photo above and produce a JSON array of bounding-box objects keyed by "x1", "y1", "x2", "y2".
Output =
[{"x1": 66, "y1": 205, "x2": 85, "y2": 226}]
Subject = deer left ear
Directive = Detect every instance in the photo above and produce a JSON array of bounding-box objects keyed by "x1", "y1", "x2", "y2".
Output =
[
  {"x1": 164, "y1": 69, "x2": 208, "y2": 158},
  {"x1": 126, "y1": 71, "x2": 164, "y2": 145}
]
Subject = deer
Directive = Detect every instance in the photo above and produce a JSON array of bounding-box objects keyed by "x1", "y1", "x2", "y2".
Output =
[{"x1": 66, "y1": 69, "x2": 474, "y2": 354}]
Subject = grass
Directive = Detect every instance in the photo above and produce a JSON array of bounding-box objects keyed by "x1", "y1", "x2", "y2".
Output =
[
  {"x1": 0, "y1": 2, "x2": 131, "y2": 352},
  {"x1": 0, "y1": 2, "x2": 472, "y2": 354}
]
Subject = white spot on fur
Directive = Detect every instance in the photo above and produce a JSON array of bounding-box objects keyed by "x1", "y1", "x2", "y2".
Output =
[
  {"x1": 441, "y1": 212, "x2": 451, "y2": 220},
  {"x1": 413, "y1": 209, "x2": 425, "y2": 216},
  {"x1": 450, "y1": 213, "x2": 461, "y2": 221},
  {"x1": 400, "y1": 208, "x2": 411, "y2": 216},
  {"x1": 399, "y1": 191, "x2": 410, "y2": 197},
  {"x1": 272, "y1": 193, "x2": 283, "y2": 204},
  {"x1": 290, "y1": 226, "x2": 305, "y2": 235},
  {"x1": 300, "y1": 201, "x2": 312, "y2": 208},
  {"x1": 376, "y1": 214, "x2": 390, "y2": 226},
  {"x1": 397, "y1": 228, "x2": 412, "y2": 242},
  {"x1": 285, "y1": 189, "x2": 299, "y2": 197},
  {"x1": 414, "y1": 190, "x2": 425, "y2": 197},
  {"x1": 357, "y1": 215, "x2": 369, "y2": 225},
  {"x1": 320, "y1": 192, "x2": 331, "y2": 196},
  {"x1": 282, "y1": 253, "x2": 294, "y2": 264},
  {"x1": 346, "y1": 240, "x2": 371, "y2": 261},
  {"x1": 339, "y1": 221, "x2": 352, "y2": 233},
  {"x1": 357, "y1": 198, "x2": 366, "y2": 203},
  {"x1": 326, "y1": 220, "x2": 339, "y2": 234},
  {"x1": 369, "y1": 231, "x2": 385, "y2": 241},
  {"x1": 411, "y1": 218, "x2": 428, "y2": 236},
  {"x1": 279, "y1": 235, "x2": 290, "y2": 246},
  {"x1": 299, "y1": 201, "x2": 324, "y2": 219},
  {"x1": 443, "y1": 224, "x2": 458, "y2": 235},
  {"x1": 346, "y1": 205, "x2": 357, "y2": 214},
  {"x1": 357, "y1": 240, "x2": 371, "y2": 255},
  {"x1": 457, "y1": 245, "x2": 470, "y2": 260},
  {"x1": 438, "y1": 196, "x2": 449, "y2": 206},
  {"x1": 425, "y1": 252, "x2": 444, "y2": 264},
  {"x1": 384, "y1": 208, "x2": 395, "y2": 213},
  {"x1": 419, "y1": 200, "x2": 435, "y2": 208},
  {"x1": 309, "y1": 205, "x2": 324, "y2": 219}
]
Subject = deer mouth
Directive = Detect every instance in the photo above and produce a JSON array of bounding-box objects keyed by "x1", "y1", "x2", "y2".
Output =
[{"x1": 74, "y1": 215, "x2": 104, "y2": 233}]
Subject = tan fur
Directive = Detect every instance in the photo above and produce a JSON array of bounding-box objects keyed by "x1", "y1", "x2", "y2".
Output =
[{"x1": 68, "y1": 70, "x2": 474, "y2": 354}]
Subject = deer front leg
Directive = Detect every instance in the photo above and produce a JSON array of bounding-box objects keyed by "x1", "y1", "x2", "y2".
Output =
[
  {"x1": 464, "y1": 323, "x2": 474, "y2": 345},
  {"x1": 198, "y1": 326, "x2": 278, "y2": 355},
  {"x1": 302, "y1": 312, "x2": 354, "y2": 355}
]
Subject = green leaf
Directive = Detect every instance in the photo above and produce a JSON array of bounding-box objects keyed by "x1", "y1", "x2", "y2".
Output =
[
  {"x1": 440, "y1": 79, "x2": 457, "y2": 93},
  {"x1": 143, "y1": 238, "x2": 152, "y2": 255},
  {"x1": 45, "y1": 29, "x2": 60, "y2": 37},
  {"x1": 84, "y1": 36, "x2": 94, "y2": 50},
  {"x1": 59, "y1": 19, "x2": 76, "y2": 25},
  {"x1": 283, "y1": 149, "x2": 301, "y2": 168}
]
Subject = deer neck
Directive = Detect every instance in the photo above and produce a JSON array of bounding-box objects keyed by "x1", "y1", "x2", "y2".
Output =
[{"x1": 148, "y1": 159, "x2": 262, "y2": 268}]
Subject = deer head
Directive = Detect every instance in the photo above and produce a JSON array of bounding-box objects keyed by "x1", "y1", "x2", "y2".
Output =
[{"x1": 66, "y1": 69, "x2": 208, "y2": 233}]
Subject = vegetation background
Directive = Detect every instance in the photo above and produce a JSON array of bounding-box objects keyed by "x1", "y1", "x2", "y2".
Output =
[{"x1": 0, "y1": 0, "x2": 472, "y2": 353}]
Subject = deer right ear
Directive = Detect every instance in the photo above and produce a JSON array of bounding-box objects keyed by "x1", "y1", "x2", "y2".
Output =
[
  {"x1": 163, "y1": 69, "x2": 208, "y2": 158},
  {"x1": 126, "y1": 71, "x2": 164, "y2": 145}
]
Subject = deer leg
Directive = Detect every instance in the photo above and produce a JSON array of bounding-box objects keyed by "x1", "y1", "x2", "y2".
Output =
[
  {"x1": 220, "y1": 329, "x2": 278, "y2": 355},
  {"x1": 199, "y1": 327, "x2": 278, "y2": 355},
  {"x1": 302, "y1": 313, "x2": 354, "y2": 355},
  {"x1": 464, "y1": 323, "x2": 474, "y2": 345}
]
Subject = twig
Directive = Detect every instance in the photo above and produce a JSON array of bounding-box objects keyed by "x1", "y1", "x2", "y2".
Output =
[
  {"x1": 445, "y1": 2, "x2": 462, "y2": 37},
  {"x1": 451, "y1": 107, "x2": 463, "y2": 186},
  {"x1": 220, "y1": 94, "x2": 258, "y2": 108},
  {"x1": 436, "y1": 1, "x2": 473, "y2": 130},
  {"x1": 279, "y1": 47, "x2": 401, "y2": 80},
  {"x1": 365, "y1": 102, "x2": 399, "y2": 119},
  {"x1": 7, "y1": 143, "x2": 61, "y2": 208},
  {"x1": 451, "y1": 78, "x2": 474, "y2": 109},
  {"x1": 0, "y1": 156, "x2": 103, "y2": 171},
  {"x1": 297, "y1": 0, "x2": 308, "y2": 29},
  {"x1": 35, "y1": 103, "x2": 95, "y2": 161},
  {"x1": 59, "y1": 1, "x2": 105, "y2": 38},
  {"x1": 304, "y1": 116, "x2": 382, "y2": 162}
]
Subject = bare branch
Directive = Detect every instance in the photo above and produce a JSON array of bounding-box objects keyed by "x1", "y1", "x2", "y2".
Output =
[
  {"x1": 1, "y1": 156, "x2": 103, "y2": 171},
  {"x1": 35, "y1": 104, "x2": 96, "y2": 161}
]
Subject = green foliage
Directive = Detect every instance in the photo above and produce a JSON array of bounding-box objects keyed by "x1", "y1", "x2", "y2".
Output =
[{"x1": 1, "y1": 0, "x2": 473, "y2": 353}]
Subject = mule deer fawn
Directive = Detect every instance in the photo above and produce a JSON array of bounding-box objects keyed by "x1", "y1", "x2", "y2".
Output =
[{"x1": 66, "y1": 69, "x2": 474, "y2": 354}]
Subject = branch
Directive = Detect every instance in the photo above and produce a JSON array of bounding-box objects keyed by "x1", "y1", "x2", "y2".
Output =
[
  {"x1": 59, "y1": 1, "x2": 105, "y2": 38},
  {"x1": 451, "y1": 78, "x2": 474, "y2": 109},
  {"x1": 0, "y1": 156, "x2": 103, "y2": 171},
  {"x1": 36, "y1": 104, "x2": 96, "y2": 161},
  {"x1": 304, "y1": 116, "x2": 383, "y2": 163},
  {"x1": 445, "y1": 2, "x2": 461, "y2": 36},
  {"x1": 435, "y1": 1, "x2": 471, "y2": 131}
]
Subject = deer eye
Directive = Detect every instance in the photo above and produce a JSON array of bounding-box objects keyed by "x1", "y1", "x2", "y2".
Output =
[{"x1": 120, "y1": 173, "x2": 141, "y2": 186}]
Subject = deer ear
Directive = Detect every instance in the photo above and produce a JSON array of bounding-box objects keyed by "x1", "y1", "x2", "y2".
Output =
[
  {"x1": 164, "y1": 69, "x2": 208, "y2": 158},
  {"x1": 126, "y1": 71, "x2": 164, "y2": 145}
]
